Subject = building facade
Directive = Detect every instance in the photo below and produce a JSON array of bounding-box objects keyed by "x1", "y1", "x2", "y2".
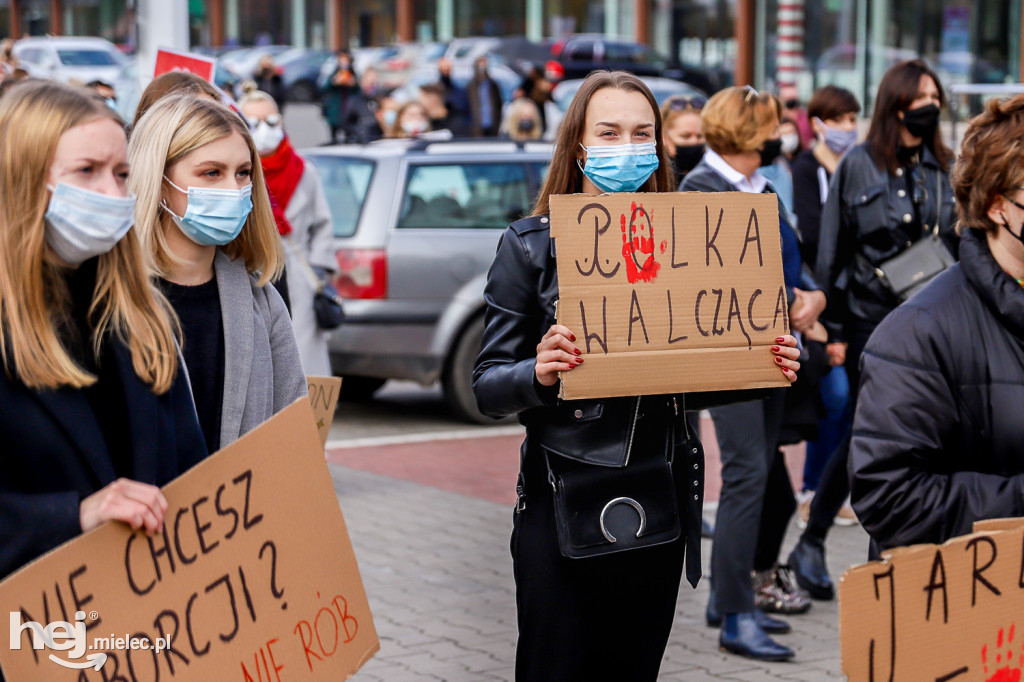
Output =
[{"x1": 3, "y1": 0, "x2": 1020, "y2": 111}]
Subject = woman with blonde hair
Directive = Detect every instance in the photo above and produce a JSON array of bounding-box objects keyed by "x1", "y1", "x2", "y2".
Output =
[
  {"x1": 0, "y1": 80, "x2": 208, "y2": 579},
  {"x1": 680, "y1": 85, "x2": 827, "y2": 660},
  {"x1": 500, "y1": 97, "x2": 542, "y2": 141},
  {"x1": 473, "y1": 71, "x2": 801, "y2": 680},
  {"x1": 129, "y1": 94, "x2": 305, "y2": 454}
]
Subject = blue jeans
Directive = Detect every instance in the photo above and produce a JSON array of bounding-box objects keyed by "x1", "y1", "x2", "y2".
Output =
[{"x1": 801, "y1": 365, "x2": 850, "y2": 492}]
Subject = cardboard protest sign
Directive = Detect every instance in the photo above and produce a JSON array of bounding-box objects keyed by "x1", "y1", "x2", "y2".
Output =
[
  {"x1": 0, "y1": 399, "x2": 378, "y2": 681},
  {"x1": 549, "y1": 192, "x2": 790, "y2": 400},
  {"x1": 306, "y1": 377, "x2": 342, "y2": 448},
  {"x1": 153, "y1": 48, "x2": 217, "y2": 82},
  {"x1": 840, "y1": 518, "x2": 1024, "y2": 681}
]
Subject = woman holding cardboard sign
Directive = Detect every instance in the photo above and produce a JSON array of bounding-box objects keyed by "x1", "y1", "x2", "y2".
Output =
[
  {"x1": 680, "y1": 85, "x2": 827, "y2": 661},
  {"x1": 473, "y1": 71, "x2": 801, "y2": 681},
  {"x1": 128, "y1": 95, "x2": 306, "y2": 454},
  {"x1": 850, "y1": 95, "x2": 1024, "y2": 550},
  {"x1": 0, "y1": 81, "x2": 209, "y2": 581}
]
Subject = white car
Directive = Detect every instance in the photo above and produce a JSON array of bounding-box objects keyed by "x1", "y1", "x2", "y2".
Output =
[{"x1": 13, "y1": 36, "x2": 125, "y2": 86}]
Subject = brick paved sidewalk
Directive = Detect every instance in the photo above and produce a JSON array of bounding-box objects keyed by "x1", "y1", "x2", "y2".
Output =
[{"x1": 330, "y1": 427, "x2": 868, "y2": 681}]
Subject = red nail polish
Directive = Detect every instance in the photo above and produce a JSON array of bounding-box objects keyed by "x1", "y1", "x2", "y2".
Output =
[
  {"x1": 569, "y1": 333, "x2": 577, "y2": 341},
  {"x1": 577, "y1": 358, "x2": 584, "y2": 364},
  {"x1": 574, "y1": 348, "x2": 582, "y2": 355},
  {"x1": 775, "y1": 337, "x2": 786, "y2": 343},
  {"x1": 771, "y1": 345, "x2": 780, "y2": 353},
  {"x1": 775, "y1": 357, "x2": 784, "y2": 364}
]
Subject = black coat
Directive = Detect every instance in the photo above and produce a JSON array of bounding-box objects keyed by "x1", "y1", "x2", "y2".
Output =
[
  {"x1": 850, "y1": 228, "x2": 1024, "y2": 550},
  {"x1": 0, "y1": 339, "x2": 208, "y2": 579},
  {"x1": 815, "y1": 142, "x2": 957, "y2": 337}
]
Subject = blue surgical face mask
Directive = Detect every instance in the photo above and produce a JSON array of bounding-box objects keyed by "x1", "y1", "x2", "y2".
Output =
[
  {"x1": 45, "y1": 183, "x2": 135, "y2": 265},
  {"x1": 578, "y1": 141, "x2": 659, "y2": 193},
  {"x1": 162, "y1": 177, "x2": 253, "y2": 247},
  {"x1": 815, "y1": 118, "x2": 858, "y2": 154}
]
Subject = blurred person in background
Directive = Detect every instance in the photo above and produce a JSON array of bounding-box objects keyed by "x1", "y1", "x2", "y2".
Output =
[
  {"x1": 0, "y1": 80, "x2": 208, "y2": 580},
  {"x1": 468, "y1": 56, "x2": 502, "y2": 137},
  {"x1": 391, "y1": 101, "x2": 431, "y2": 139},
  {"x1": 660, "y1": 93, "x2": 706, "y2": 184},
  {"x1": 420, "y1": 82, "x2": 469, "y2": 136},
  {"x1": 240, "y1": 90, "x2": 337, "y2": 376},
  {"x1": 320, "y1": 48, "x2": 359, "y2": 143},
  {"x1": 681, "y1": 86, "x2": 826, "y2": 661},
  {"x1": 129, "y1": 95, "x2": 306, "y2": 453},
  {"x1": 253, "y1": 54, "x2": 287, "y2": 111},
  {"x1": 437, "y1": 57, "x2": 470, "y2": 131},
  {"x1": 779, "y1": 84, "x2": 813, "y2": 150},
  {"x1": 500, "y1": 97, "x2": 542, "y2": 141},
  {"x1": 850, "y1": 94, "x2": 1024, "y2": 550},
  {"x1": 515, "y1": 65, "x2": 554, "y2": 135},
  {"x1": 86, "y1": 79, "x2": 117, "y2": 109},
  {"x1": 374, "y1": 94, "x2": 400, "y2": 138},
  {"x1": 0, "y1": 38, "x2": 17, "y2": 77},
  {"x1": 760, "y1": 116, "x2": 797, "y2": 213},
  {"x1": 788, "y1": 59, "x2": 956, "y2": 601},
  {"x1": 789, "y1": 85, "x2": 861, "y2": 530}
]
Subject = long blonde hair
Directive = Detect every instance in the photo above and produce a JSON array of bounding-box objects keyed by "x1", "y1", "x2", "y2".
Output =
[
  {"x1": 128, "y1": 94, "x2": 284, "y2": 286},
  {"x1": 0, "y1": 80, "x2": 180, "y2": 392}
]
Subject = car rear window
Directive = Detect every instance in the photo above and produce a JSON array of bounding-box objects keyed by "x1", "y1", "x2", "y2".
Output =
[
  {"x1": 398, "y1": 162, "x2": 532, "y2": 230},
  {"x1": 57, "y1": 49, "x2": 120, "y2": 66},
  {"x1": 305, "y1": 156, "x2": 375, "y2": 237}
]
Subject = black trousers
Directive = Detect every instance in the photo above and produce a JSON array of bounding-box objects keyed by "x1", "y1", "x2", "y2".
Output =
[
  {"x1": 805, "y1": 319, "x2": 876, "y2": 540},
  {"x1": 512, "y1": 437, "x2": 693, "y2": 681},
  {"x1": 707, "y1": 389, "x2": 787, "y2": 613}
]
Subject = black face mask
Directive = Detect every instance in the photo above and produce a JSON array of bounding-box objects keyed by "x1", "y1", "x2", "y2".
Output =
[
  {"x1": 518, "y1": 118, "x2": 536, "y2": 133},
  {"x1": 902, "y1": 104, "x2": 940, "y2": 140},
  {"x1": 759, "y1": 138, "x2": 783, "y2": 167},
  {"x1": 784, "y1": 98, "x2": 800, "y2": 110},
  {"x1": 672, "y1": 143, "x2": 705, "y2": 178},
  {"x1": 1000, "y1": 193, "x2": 1024, "y2": 248}
]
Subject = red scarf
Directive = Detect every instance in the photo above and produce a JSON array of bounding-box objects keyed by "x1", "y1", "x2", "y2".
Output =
[{"x1": 260, "y1": 136, "x2": 305, "y2": 236}]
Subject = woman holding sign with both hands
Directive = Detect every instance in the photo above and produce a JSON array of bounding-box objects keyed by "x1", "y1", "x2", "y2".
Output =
[{"x1": 473, "y1": 71, "x2": 801, "y2": 681}]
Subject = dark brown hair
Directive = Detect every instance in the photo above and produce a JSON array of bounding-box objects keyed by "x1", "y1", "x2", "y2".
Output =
[
  {"x1": 533, "y1": 71, "x2": 671, "y2": 216},
  {"x1": 133, "y1": 72, "x2": 222, "y2": 127},
  {"x1": 866, "y1": 59, "x2": 952, "y2": 174},
  {"x1": 807, "y1": 85, "x2": 860, "y2": 122},
  {"x1": 950, "y1": 94, "x2": 1024, "y2": 234}
]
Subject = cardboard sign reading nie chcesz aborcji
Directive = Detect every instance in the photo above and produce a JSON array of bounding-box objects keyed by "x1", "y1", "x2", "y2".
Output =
[
  {"x1": 550, "y1": 192, "x2": 790, "y2": 400},
  {"x1": 0, "y1": 399, "x2": 378, "y2": 682},
  {"x1": 839, "y1": 517, "x2": 1024, "y2": 681}
]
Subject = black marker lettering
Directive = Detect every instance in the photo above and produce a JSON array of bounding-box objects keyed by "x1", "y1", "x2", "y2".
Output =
[
  {"x1": 670, "y1": 207, "x2": 688, "y2": 269},
  {"x1": 667, "y1": 291, "x2": 687, "y2": 343},
  {"x1": 705, "y1": 206, "x2": 723, "y2": 267},
  {"x1": 966, "y1": 536, "x2": 1001, "y2": 606},
  {"x1": 695, "y1": 290, "x2": 710, "y2": 337},
  {"x1": 234, "y1": 470, "x2": 264, "y2": 530},
  {"x1": 627, "y1": 290, "x2": 649, "y2": 346},
  {"x1": 726, "y1": 288, "x2": 751, "y2": 348},
  {"x1": 923, "y1": 550, "x2": 949, "y2": 623},
  {"x1": 575, "y1": 203, "x2": 620, "y2": 278},
  {"x1": 579, "y1": 297, "x2": 608, "y2": 354},
  {"x1": 740, "y1": 208, "x2": 764, "y2": 266}
]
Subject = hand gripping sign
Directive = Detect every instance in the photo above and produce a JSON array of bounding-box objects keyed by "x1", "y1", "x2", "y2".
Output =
[
  {"x1": 549, "y1": 192, "x2": 790, "y2": 400},
  {"x1": 0, "y1": 398, "x2": 377, "y2": 682}
]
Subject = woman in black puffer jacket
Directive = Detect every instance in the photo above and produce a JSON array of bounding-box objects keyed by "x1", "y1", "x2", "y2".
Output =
[{"x1": 850, "y1": 93, "x2": 1024, "y2": 549}]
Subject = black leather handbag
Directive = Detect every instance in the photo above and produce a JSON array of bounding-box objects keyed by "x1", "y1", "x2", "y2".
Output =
[
  {"x1": 312, "y1": 280, "x2": 346, "y2": 329},
  {"x1": 872, "y1": 231, "x2": 955, "y2": 302},
  {"x1": 545, "y1": 397, "x2": 689, "y2": 559}
]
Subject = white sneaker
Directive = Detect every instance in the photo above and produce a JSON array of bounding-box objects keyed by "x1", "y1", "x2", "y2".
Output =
[
  {"x1": 796, "y1": 490, "x2": 813, "y2": 530},
  {"x1": 834, "y1": 498, "x2": 858, "y2": 527}
]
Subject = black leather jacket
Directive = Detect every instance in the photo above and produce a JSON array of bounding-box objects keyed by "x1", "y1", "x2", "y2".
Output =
[
  {"x1": 815, "y1": 142, "x2": 957, "y2": 336},
  {"x1": 472, "y1": 214, "x2": 764, "y2": 468}
]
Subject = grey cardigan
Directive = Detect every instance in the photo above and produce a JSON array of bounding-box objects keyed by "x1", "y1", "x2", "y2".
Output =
[{"x1": 213, "y1": 249, "x2": 307, "y2": 447}]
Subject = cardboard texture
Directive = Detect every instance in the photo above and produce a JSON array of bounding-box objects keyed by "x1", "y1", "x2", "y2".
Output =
[
  {"x1": 839, "y1": 518, "x2": 1024, "y2": 681},
  {"x1": 0, "y1": 400, "x2": 378, "y2": 682},
  {"x1": 153, "y1": 48, "x2": 217, "y2": 81},
  {"x1": 306, "y1": 376, "x2": 342, "y2": 448},
  {"x1": 549, "y1": 192, "x2": 790, "y2": 400}
]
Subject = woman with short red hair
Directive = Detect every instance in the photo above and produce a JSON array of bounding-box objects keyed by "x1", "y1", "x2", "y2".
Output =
[{"x1": 850, "y1": 93, "x2": 1024, "y2": 549}]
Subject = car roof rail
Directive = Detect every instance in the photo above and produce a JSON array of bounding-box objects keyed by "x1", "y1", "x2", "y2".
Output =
[{"x1": 406, "y1": 136, "x2": 552, "y2": 153}]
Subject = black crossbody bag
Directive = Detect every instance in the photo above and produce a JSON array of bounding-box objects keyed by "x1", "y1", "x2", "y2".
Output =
[
  {"x1": 868, "y1": 171, "x2": 955, "y2": 301},
  {"x1": 544, "y1": 397, "x2": 698, "y2": 559}
]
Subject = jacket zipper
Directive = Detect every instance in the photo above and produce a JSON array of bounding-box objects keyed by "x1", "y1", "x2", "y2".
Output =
[{"x1": 623, "y1": 396, "x2": 641, "y2": 467}]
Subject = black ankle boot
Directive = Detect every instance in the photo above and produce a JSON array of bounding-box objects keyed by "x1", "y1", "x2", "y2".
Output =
[{"x1": 786, "y1": 535, "x2": 834, "y2": 600}]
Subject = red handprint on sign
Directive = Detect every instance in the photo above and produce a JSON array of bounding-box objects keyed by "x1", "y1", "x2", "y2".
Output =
[
  {"x1": 620, "y1": 202, "x2": 660, "y2": 284},
  {"x1": 982, "y1": 625, "x2": 1023, "y2": 682}
]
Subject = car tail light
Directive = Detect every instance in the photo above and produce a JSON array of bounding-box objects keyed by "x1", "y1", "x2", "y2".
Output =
[
  {"x1": 545, "y1": 60, "x2": 564, "y2": 82},
  {"x1": 334, "y1": 248, "x2": 387, "y2": 299}
]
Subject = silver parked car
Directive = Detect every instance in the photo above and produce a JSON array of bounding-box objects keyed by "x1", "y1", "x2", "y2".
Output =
[{"x1": 304, "y1": 139, "x2": 552, "y2": 423}]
